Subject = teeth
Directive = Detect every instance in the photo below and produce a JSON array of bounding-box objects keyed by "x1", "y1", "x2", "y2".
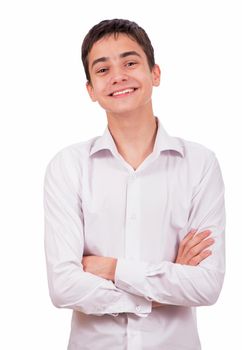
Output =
[{"x1": 112, "y1": 88, "x2": 135, "y2": 96}]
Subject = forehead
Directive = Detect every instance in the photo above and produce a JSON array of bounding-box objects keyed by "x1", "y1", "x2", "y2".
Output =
[{"x1": 88, "y1": 34, "x2": 145, "y2": 63}]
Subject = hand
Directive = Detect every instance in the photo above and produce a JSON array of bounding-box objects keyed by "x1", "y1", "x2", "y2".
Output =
[
  {"x1": 175, "y1": 228, "x2": 214, "y2": 266},
  {"x1": 82, "y1": 255, "x2": 117, "y2": 282}
]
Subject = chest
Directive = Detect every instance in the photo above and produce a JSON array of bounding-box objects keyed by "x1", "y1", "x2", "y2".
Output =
[{"x1": 81, "y1": 155, "x2": 192, "y2": 261}]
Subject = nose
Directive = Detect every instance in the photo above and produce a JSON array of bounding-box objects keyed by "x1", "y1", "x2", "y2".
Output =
[{"x1": 109, "y1": 69, "x2": 128, "y2": 85}]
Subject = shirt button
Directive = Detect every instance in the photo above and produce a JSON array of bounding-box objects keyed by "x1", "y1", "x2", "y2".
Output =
[
  {"x1": 136, "y1": 305, "x2": 141, "y2": 312},
  {"x1": 129, "y1": 213, "x2": 137, "y2": 220}
]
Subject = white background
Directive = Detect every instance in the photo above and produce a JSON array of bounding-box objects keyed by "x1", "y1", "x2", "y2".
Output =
[{"x1": 0, "y1": 0, "x2": 241, "y2": 349}]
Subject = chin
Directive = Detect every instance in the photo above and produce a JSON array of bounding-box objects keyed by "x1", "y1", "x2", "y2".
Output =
[
  {"x1": 105, "y1": 102, "x2": 143, "y2": 115},
  {"x1": 106, "y1": 108, "x2": 138, "y2": 116}
]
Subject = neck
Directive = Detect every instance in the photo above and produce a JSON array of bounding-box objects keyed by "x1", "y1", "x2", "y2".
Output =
[{"x1": 106, "y1": 107, "x2": 158, "y2": 168}]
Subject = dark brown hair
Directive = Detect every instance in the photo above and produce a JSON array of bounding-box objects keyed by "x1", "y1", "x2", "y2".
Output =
[{"x1": 81, "y1": 19, "x2": 155, "y2": 83}]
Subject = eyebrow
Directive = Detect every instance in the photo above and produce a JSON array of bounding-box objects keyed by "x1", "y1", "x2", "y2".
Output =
[{"x1": 91, "y1": 51, "x2": 141, "y2": 69}]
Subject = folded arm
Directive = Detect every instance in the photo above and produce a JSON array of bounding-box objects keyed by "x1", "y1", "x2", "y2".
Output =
[{"x1": 82, "y1": 228, "x2": 215, "y2": 308}]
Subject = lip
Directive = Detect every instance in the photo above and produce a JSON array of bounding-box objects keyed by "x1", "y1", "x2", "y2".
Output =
[{"x1": 108, "y1": 87, "x2": 138, "y2": 97}]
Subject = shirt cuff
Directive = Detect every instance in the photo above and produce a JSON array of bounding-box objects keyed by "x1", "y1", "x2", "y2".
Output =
[
  {"x1": 111, "y1": 290, "x2": 152, "y2": 317},
  {"x1": 115, "y1": 258, "x2": 149, "y2": 299}
]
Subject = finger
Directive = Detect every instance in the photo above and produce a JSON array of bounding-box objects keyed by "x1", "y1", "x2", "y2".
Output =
[
  {"x1": 184, "y1": 228, "x2": 197, "y2": 239},
  {"x1": 182, "y1": 230, "x2": 212, "y2": 256},
  {"x1": 176, "y1": 229, "x2": 212, "y2": 264},
  {"x1": 195, "y1": 229, "x2": 212, "y2": 241},
  {"x1": 184, "y1": 237, "x2": 214, "y2": 261},
  {"x1": 177, "y1": 229, "x2": 197, "y2": 257},
  {"x1": 187, "y1": 249, "x2": 212, "y2": 266}
]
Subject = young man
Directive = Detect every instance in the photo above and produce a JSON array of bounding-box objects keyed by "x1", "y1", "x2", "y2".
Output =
[{"x1": 44, "y1": 19, "x2": 225, "y2": 350}]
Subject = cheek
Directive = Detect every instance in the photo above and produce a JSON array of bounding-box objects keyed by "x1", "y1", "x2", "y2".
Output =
[
  {"x1": 92, "y1": 80, "x2": 107, "y2": 98},
  {"x1": 137, "y1": 70, "x2": 154, "y2": 87},
  {"x1": 141, "y1": 76, "x2": 154, "y2": 95},
  {"x1": 140, "y1": 78, "x2": 154, "y2": 103}
]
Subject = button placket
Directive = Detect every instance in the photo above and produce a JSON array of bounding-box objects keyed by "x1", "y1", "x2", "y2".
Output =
[
  {"x1": 125, "y1": 173, "x2": 141, "y2": 260},
  {"x1": 127, "y1": 314, "x2": 142, "y2": 349},
  {"x1": 125, "y1": 173, "x2": 143, "y2": 350}
]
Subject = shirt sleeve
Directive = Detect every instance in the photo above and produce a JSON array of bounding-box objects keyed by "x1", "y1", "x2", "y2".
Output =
[
  {"x1": 44, "y1": 147, "x2": 151, "y2": 316},
  {"x1": 115, "y1": 153, "x2": 225, "y2": 307}
]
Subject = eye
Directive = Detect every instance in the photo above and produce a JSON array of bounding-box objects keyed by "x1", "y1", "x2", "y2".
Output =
[
  {"x1": 126, "y1": 61, "x2": 137, "y2": 67},
  {"x1": 96, "y1": 67, "x2": 108, "y2": 74}
]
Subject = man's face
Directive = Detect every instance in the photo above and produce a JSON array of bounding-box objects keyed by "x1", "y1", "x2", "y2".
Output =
[{"x1": 86, "y1": 34, "x2": 160, "y2": 116}]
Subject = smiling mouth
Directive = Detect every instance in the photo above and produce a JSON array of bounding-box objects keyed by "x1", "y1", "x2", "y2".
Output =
[{"x1": 109, "y1": 88, "x2": 138, "y2": 97}]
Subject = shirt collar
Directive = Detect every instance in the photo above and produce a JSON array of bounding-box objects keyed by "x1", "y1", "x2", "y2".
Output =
[{"x1": 90, "y1": 117, "x2": 184, "y2": 158}]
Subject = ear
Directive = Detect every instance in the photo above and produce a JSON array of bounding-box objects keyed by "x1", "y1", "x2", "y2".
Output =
[
  {"x1": 86, "y1": 81, "x2": 97, "y2": 102},
  {"x1": 151, "y1": 64, "x2": 161, "y2": 87}
]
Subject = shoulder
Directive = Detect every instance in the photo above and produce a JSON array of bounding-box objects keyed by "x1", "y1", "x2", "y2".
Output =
[
  {"x1": 176, "y1": 136, "x2": 217, "y2": 169},
  {"x1": 171, "y1": 136, "x2": 222, "y2": 188},
  {"x1": 45, "y1": 136, "x2": 99, "y2": 170},
  {"x1": 44, "y1": 136, "x2": 101, "y2": 187}
]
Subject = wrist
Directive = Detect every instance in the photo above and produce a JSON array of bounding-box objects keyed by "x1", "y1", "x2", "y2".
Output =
[{"x1": 109, "y1": 258, "x2": 117, "y2": 282}]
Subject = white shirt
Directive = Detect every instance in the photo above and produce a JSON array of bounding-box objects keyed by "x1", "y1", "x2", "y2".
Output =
[{"x1": 44, "y1": 117, "x2": 225, "y2": 350}]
